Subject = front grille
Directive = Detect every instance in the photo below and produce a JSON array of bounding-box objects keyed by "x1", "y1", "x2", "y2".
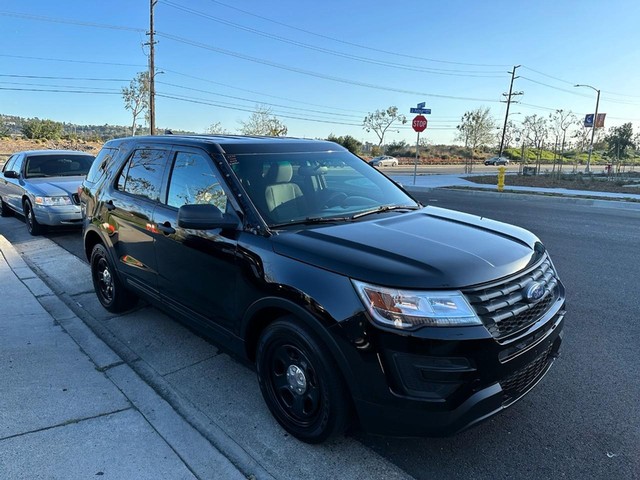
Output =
[
  {"x1": 71, "y1": 193, "x2": 80, "y2": 205},
  {"x1": 501, "y1": 344, "x2": 553, "y2": 405},
  {"x1": 463, "y1": 256, "x2": 560, "y2": 340}
]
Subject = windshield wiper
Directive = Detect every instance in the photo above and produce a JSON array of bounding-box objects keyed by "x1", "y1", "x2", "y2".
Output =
[
  {"x1": 351, "y1": 205, "x2": 420, "y2": 220},
  {"x1": 270, "y1": 216, "x2": 352, "y2": 228}
]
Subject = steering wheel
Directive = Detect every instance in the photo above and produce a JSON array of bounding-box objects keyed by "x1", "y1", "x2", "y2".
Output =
[{"x1": 322, "y1": 192, "x2": 348, "y2": 208}]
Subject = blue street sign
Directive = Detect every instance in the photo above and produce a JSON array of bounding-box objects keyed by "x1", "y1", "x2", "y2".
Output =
[
  {"x1": 584, "y1": 114, "x2": 594, "y2": 127},
  {"x1": 417, "y1": 102, "x2": 426, "y2": 108},
  {"x1": 410, "y1": 107, "x2": 431, "y2": 114}
]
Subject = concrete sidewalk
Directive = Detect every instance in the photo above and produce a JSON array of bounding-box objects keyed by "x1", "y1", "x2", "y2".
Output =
[{"x1": 0, "y1": 235, "x2": 245, "y2": 480}]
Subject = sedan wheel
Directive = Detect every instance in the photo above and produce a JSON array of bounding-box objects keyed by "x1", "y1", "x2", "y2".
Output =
[
  {"x1": 23, "y1": 200, "x2": 43, "y2": 235},
  {"x1": 256, "y1": 317, "x2": 351, "y2": 443}
]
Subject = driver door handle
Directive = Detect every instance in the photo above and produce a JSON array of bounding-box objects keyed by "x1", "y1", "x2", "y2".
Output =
[{"x1": 156, "y1": 222, "x2": 176, "y2": 235}]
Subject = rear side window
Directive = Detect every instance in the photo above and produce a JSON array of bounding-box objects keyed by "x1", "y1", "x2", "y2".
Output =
[
  {"x1": 116, "y1": 149, "x2": 169, "y2": 202},
  {"x1": 86, "y1": 148, "x2": 117, "y2": 184}
]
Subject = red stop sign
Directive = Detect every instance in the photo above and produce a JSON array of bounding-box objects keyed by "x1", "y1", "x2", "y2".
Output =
[{"x1": 412, "y1": 115, "x2": 427, "y2": 132}]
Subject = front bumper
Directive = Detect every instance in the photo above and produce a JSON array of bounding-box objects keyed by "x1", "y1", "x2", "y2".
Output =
[
  {"x1": 348, "y1": 301, "x2": 565, "y2": 437},
  {"x1": 34, "y1": 204, "x2": 82, "y2": 226}
]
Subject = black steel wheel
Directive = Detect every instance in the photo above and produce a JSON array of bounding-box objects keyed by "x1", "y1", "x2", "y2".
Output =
[
  {"x1": 256, "y1": 317, "x2": 351, "y2": 443},
  {"x1": 90, "y1": 243, "x2": 137, "y2": 312},
  {"x1": 0, "y1": 197, "x2": 12, "y2": 217},
  {"x1": 23, "y1": 199, "x2": 43, "y2": 235}
]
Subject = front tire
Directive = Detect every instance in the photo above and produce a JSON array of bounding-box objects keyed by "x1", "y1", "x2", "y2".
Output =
[
  {"x1": 90, "y1": 243, "x2": 137, "y2": 312},
  {"x1": 256, "y1": 317, "x2": 351, "y2": 443},
  {"x1": 23, "y1": 200, "x2": 43, "y2": 235}
]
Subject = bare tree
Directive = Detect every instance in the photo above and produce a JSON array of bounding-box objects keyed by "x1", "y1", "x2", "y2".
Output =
[
  {"x1": 207, "y1": 122, "x2": 231, "y2": 135},
  {"x1": 522, "y1": 114, "x2": 548, "y2": 173},
  {"x1": 548, "y1": 110, "x2": 576, "y2": 174},
  {"x1": 122, "y1": 72, "x2": 149, "y2": 136},
  {"x1": 240, "y1": 105, "x2": 288, "y2": 136},
  {"x1": 362, "y1": 106, "x2": 407, "y2": 148}
]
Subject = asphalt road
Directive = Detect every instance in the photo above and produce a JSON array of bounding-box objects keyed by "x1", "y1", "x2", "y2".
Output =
[{"x1": 1, "y1": 190, "x2": 638, "y2": 479}]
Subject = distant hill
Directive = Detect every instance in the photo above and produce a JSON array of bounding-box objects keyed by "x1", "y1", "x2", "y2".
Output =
[{"x1": 0, "y1": 113, "x2": 198, "y2": 141}]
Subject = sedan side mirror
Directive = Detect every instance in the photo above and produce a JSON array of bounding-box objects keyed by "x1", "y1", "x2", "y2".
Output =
[
  {"x1": 4, "y1": 171, "x2": 18, "y2": 179},
  {"x1": 177, "y1": 204, "x2": 239, "y2": 230}
]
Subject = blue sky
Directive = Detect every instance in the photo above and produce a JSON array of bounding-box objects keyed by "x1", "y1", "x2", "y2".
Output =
[{"x1": 1, "y1": 0, "x2": 639, "y2": 145}]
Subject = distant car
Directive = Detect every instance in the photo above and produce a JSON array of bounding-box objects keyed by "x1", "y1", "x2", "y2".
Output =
[
  {"x1": 484, "y1": 156, "x2": 510, "y2": 166},
  {"x1": 0, "y1": 150, "x2": 95, "y2": 235},
  {"x1": 368, "y1": 155, "x2": 399, "y2": 167}
]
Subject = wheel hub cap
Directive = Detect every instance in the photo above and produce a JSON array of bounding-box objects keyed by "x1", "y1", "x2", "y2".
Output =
[
  {"x1": 102, "y1": 268, "x2": 112, "y2": 286},
  {"x1": 286, "y1": 364, "x2": 307, "y2": 394}
]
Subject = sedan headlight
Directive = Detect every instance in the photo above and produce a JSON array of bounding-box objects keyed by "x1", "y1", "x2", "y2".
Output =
[
  {"x1": 352, "y1": 280, "x2": 481, "y2": 329},
  {"x1": 34, "y1": 196, "x2": 72, "y2": 206}
]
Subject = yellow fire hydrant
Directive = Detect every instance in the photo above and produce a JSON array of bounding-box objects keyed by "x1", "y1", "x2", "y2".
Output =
[{"x1": 497, "y1": 166, "x2": 506, "y2": 192}]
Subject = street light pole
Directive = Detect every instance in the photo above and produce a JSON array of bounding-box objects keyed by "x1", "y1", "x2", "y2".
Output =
[{"x1": 574, "y1": 84, "x2": 600, "y2": 173}]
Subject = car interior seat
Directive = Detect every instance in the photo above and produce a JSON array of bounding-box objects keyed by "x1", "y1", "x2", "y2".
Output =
[{"x1": 264, "y1": 161, "x2": 305, "y2": 221}]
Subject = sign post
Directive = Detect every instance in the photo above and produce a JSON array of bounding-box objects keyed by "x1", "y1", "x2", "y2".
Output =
[{"x1": 412, "y1": 115, "x2": 428, "y2": 185}]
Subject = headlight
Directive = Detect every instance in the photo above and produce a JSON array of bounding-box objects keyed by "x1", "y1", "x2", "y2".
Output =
[
  {"x1": 34, "y1": 196, "x2": 72, "y2": 206},
  {"x1": 352, "y1": 280, "x2": 481, "y2": 329}
]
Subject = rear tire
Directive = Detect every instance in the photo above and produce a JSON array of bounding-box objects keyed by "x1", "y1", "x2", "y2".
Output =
[
  {"x1": 256, "y1": 316, "x2": 351, "y2": 443},
  {"x1": 0, "y1": 197, "x2": 12, "y2": 217},
  {"x1": 23, "y1": 200, "x2": 44, "y2": 235},
  {"x1": 90, "y1": 243, "x2": 137, "y2": 312}
]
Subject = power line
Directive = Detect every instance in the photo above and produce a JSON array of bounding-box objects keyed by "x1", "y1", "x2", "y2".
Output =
[
  {"x1": 0, "y1": 87, "x2": 120, "y2": 95},
  {"x1": 160, "y1": 0, "x2": 505, "y2": 78},
  {"x1": 156, "y1": 80, "x2": 363, "y2": 120},
  {"x1": 0, "y1": 10, "x2": 144, "y2": 32},
  {"x1": 0, "y1": 73, "x2": 130, "y2": 82},
  {"x1": 156, "y1": 32, "x2": 500, "y2": 103},
  {"x1": 0, "y1": 81, "x2": 121, "y2": 91},
  {"x1": 201, "y1": 0, "x2": 512, "y2": 68},
  {"x1": 0, "y1": 53, "x2": 146, "y2": 68}
]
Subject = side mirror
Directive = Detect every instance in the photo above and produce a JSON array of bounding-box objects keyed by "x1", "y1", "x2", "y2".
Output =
[
  {"x1": 177, "y1": 204, "x2": 239, "y2": 230},
  {"x1": 4, "y1": 171, "x2": 18, "y2": 179}
]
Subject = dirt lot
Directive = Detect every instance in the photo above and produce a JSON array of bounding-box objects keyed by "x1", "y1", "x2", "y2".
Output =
[
  {"x1": 0, "y1": 138, "x2": 102, "y2": 162},
  {"x1": 467, "y1": 172, "x2": 640, "y2": 195}
]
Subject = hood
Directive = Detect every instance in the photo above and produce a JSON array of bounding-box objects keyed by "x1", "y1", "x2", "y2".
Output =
[
  {"x1": 271, "y1": 206, "x2": 542, "y2": 289},
  {"x1": 27, "y1": 176, "x2": 84, "y2": 197}
]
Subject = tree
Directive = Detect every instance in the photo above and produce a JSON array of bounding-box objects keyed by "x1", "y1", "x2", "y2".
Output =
[
  {"x1": 240, "y1": 105, "x2": 288, "y2": 136},
  {"x1": 605, "y1": 123, "x2": 635, "y2": 160},
  {"x1": 455, "y1": 107, "x2": 496, "y2": 172},
  {"x1": 548, "y1": 109, "x2": 576, "y2": 173},
  {"x1": 362, "y1": 106, "x2": 406, "y2": 147},
  {"x1": 207, "y1": 122, "x2": 231, "y2": 135},
  {"x1": 122, "y1": 72, "x2": 149, "y2": 136},
  {"x1": 522, "y1": 114, "x2": 548, "y2": 172},
  {"x1": 327, "y1": 134, "x2": 362, "y2": 155},
  {"x1": 455, "y1": 107, "x2": 496, "y2": 152},
  {"x1": 21, "y1": 118, "x2": 63, "y2": 140}
]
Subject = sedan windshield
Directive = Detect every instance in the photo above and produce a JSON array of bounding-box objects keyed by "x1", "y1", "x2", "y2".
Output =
[
  {"x1": 24, "y1": 154, "x2": 94, "y2": 178},
  {"x1": 229, "y1": 150, "x2": 419, "y2": 226}
]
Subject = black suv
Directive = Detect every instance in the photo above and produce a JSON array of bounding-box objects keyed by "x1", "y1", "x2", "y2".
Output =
[{"x1": 80, "y1": 135, "x2": 565, "y2": 443}]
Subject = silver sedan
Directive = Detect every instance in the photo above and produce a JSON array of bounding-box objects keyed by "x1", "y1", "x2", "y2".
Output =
[{"x1": 0, "y1": 150, "x2": 95, "y2": 235}]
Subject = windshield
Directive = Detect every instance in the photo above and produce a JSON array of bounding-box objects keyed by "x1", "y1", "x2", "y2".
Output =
[
  {"x1": 229, "y1": 150, "x2": 419, "y2": 226},
  {"x1": 24, "y1": 154, "x2": 95, "y2": 178}
]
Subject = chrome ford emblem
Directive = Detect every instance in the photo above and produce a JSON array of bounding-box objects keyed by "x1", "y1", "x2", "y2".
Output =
[{"x1": 524, "y1": 282, "x2": 545, "y2": 303}]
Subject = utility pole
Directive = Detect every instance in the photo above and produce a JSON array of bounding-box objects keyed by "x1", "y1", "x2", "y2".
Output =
[
  {"x1": 498, "y1": 65, "x2": 523, "y2": 159},
  {"x1": 147, "y1": 0, "x2": 158, "y2": 135}
]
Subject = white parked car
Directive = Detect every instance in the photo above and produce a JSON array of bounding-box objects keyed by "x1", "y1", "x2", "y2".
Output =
[{"x1": 369, "y1": 155, "x2": 399, "y2": 167}]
